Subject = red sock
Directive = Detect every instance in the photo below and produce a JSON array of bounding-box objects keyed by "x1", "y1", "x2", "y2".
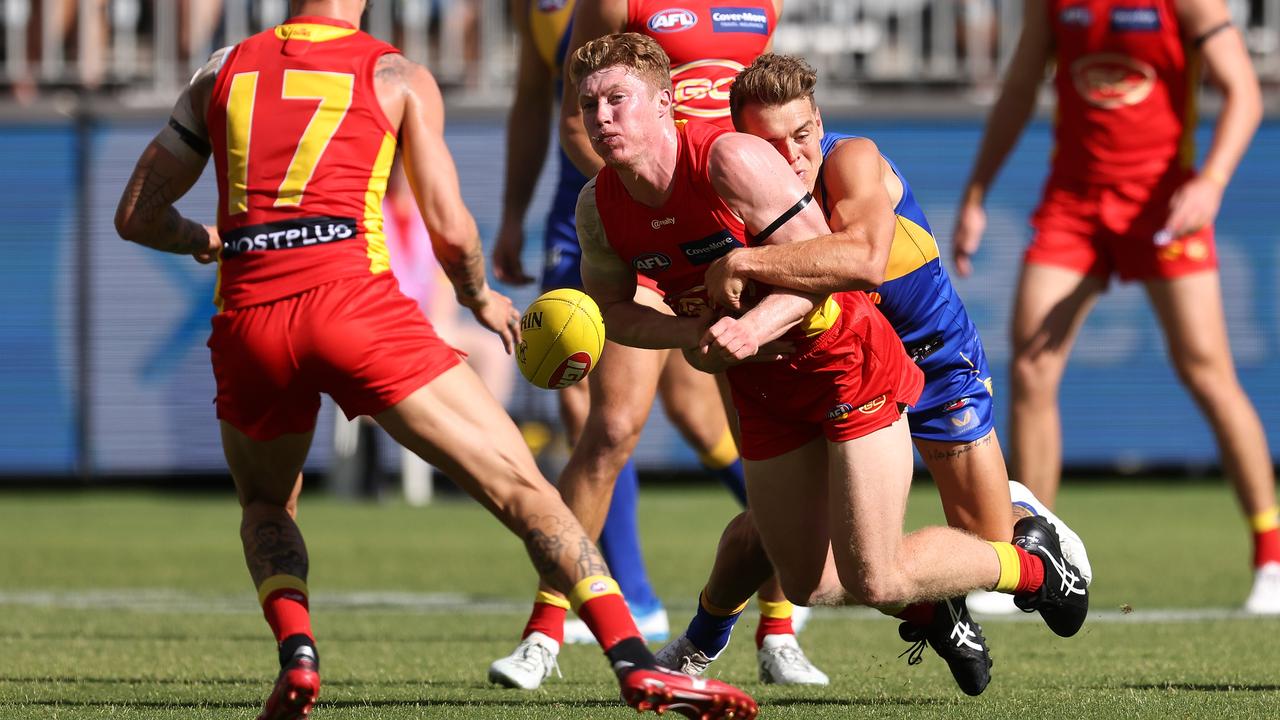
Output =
[
  {"x1": 523, "y1": 595, "x2": 569, "y2": 644},
  {"x1": 1014, "y1": 546, "x2": 1045, "y2": 594},
  {"x1": 263, "y1": 588, "x2": 313, "y2": 644},
  {"x1": 755, "y1": 614, "x2": 794, "y2": 648},
  {"x1": 1254, "y1": 528, "x2": 1280, "y2": 567},
  {"x1": 570, "y1": 577, "x2": 642, "y2": 651},
  {"x1": 893, "y1": 602, "x2": 936, "y2": 627}
]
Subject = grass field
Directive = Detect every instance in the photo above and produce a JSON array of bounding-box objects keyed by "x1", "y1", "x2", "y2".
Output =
[{"x1": 2, "y1": 480, "x2": 1279, "y2": 719}]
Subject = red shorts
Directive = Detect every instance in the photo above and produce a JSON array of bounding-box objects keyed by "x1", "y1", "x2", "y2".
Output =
[
  {"x1": 208, "y1": 272, "x2": 462, "y2": 441},
  {"x1": 728, "y1": 293, "x2": 924, "y2": 461},
  {"x1": 1027, "y1": 169, "x2": 1216, "y2": 283}
]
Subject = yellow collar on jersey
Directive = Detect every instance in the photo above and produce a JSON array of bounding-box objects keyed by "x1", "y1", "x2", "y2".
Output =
[{"x1": 275, "y1": 23, "x2": 358, "y2": 43}]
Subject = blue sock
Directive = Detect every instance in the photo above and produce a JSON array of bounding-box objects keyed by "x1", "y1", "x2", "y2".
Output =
[
  {"x1": 685, "y1": 593, "x2": 743, "y2": 658},
  {"x1": 598, "y1": 460, "x2": 661, "y2": 613},
  {"x1": 707, "y1": 458, "x2": 748, "y2": 507}
]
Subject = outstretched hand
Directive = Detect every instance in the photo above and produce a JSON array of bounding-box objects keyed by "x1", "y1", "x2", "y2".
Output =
[{"x1": 468, "y1": 289, "x2": 522, "y2": 354}]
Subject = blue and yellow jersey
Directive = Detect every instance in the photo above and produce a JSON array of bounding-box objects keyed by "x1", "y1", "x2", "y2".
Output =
[
  {"x1": 529, "y1": 0, "x2": 589, "y2": 202},
  {"x1": 817, "y1": 132, "x2": 985, "y2": 410}
]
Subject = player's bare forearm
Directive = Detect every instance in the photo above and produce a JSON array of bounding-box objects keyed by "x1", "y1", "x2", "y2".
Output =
[
  {"x1": 501, "y1": 31, "x2": 554, "y2": 224},
  {"x1": 115, "y1": 143, "x2": 211, "y2": 255},
  {"x1": 727, "y1": 232, "x2": 883, "y2": 295},
  {"x1": 1198, "y1": 28, "x2": 1262, "y2": 183},
  {"x1": 736, "y1": 289, "x2": 814, "y2": 346},
  {"x1": 601, "y1": 301, "x2": 704, "y2": 349},
  {"x1": 438, "y1": 240, "x2": 491, "y2": 308}
]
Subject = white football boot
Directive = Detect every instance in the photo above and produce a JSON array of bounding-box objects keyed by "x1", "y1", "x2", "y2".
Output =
[
  {"x1": 487, "y1": 632, "x2": 561, "y2": 690},
  {"x1": 1009, "y1": 480, "x2": 1093, "y2": 586},
  {"x1": 564, "y1": 604, "x2": 669, "y2": 644},
  {"x1": 791, "y1": 605, "x2": 813, "y2": 632},
  {"x1": 1244, "y1": 562, "x2": 1280, "y2": 614},
  {"x1": 655, "y1": 633, "x2": 720, "y2": 677},
  {"x1": 757, "y1": 634, "x2": 830, "y2": 686}
]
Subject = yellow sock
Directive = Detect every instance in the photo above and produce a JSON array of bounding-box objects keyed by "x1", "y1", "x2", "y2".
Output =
[
  {"x1": 1250, "y1": 508, "x2": 1280, "y2": 534},
  {"x1": 534, "y1": 590, "x2": 571, "y2": 610},
  {"x1": 989, "y1": 541, "x2": 1022, "y2": 593},
  {"x1": 757, "y1": 597, "x2": 793, "y2": 619},
  {"x1": 257, "y1": 574, "x2": 308, "y2": 606},
  {"x1": 698, "y1": 428, "x2": 740, "y2": 470},
  {"x1": 567, "y1": 576, "x2": 621, "y2": 612},
  {"x1": 700, "y1": 589, "x2": 747, "y2": 617}
]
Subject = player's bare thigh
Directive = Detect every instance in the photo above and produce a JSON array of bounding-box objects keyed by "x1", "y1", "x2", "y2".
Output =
[
  {"x1": 742, "y1": 437, "x2": 833, "y2": 604},
  {"x1": 1012, "y1": 262, "x2": 1106, "y2": 368},
  {"x1": 373, "y1": 362, "x2": 549, "y2": 517},
  {"x1": 915, "y1": 429, "x2": 1013, "y2": 541},
  {"x1": 825, "y1": 413, "x2": 916, "y2": 604},
  {"x1": 657, "y1": 348, "x2": 730, "y2": 452}
]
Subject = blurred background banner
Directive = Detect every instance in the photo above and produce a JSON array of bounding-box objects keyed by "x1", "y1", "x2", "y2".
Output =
[{"x1": 0, "y1": 1, "x2": 1277, "y2": 478}]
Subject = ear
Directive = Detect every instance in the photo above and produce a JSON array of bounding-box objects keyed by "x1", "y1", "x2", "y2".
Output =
[
  {"x1": 656, "y1": 87, "x2": 673, "y2": 118},
  {"x1": 813, "y1": 102, "x2": 824, "y2": 139}
]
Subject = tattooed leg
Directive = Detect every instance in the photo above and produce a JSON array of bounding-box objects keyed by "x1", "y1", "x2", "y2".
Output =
[
  {"x1": 242, "y1": 509, "x2": 310, "y2": 587},
  {"x1": 522, "y1": 511, "x2": 611, "y2": 594}
]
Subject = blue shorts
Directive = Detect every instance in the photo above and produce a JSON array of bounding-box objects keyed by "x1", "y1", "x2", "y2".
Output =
[
  {"x1": 541, "y1": 165, "x2": 587, "y2": 292},
  {"x1": 907, "y1": 330, "x2": 995, "y2": 443}
]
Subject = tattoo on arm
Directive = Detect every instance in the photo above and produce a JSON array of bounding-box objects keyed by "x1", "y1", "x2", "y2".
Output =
[
  {"x1": 440, "y1": 244, "x2": 487, "y2": 304},
  {"x1": 242, "y1": 518, "x2": 309, "y2": 587},
  {"x1": 375, "y1": 52, "x2": 413, "y2": 88},
  {"x1": 121, "y1": 151, "x2": 208, "y2": 255}
]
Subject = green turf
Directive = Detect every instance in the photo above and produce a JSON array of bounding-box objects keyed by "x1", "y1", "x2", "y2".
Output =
[{"x1": 1, "y1": 481, "x2": 1277, "y2": 718}]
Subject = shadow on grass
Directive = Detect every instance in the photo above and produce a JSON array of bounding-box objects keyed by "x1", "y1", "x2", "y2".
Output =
[
  {"x1": 1121, "y1": 682, "x2": 1280, "y2": 693},
  {"x1": 2, "y1": 698, "x2": 627, "y2": 709}
]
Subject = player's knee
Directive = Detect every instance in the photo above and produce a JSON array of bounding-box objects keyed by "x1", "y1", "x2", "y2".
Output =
[
  {"x1": 839, "y1": 565, "x2": 906, "y2": 608},
  {"x1": 1172, "y1": 356, "x2": 1235, "y2": 405},
  {"x1": 1010, "y1": 352, "x2": 1059, "y2": 399},
  {"x1": 586, "y1": 409, "x2": 645, "y2": 455}
]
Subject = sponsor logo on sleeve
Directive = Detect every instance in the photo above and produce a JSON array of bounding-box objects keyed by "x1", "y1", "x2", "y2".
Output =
[
  {"x1": 220, "y1": 216, "x2": 357, "y2": 257},
  {"x1": 648, "y1": 8, "x2": 698, "y2": 33},
  {"x1": 710, "y1": 7, "x2": 770, "y2": 34},
  {"x1": 1110, "y1": 6, "x2": 1162, "y2": 32},
  {"x1": 679, "y1": 230, "x2": 743, "y2": 266}
]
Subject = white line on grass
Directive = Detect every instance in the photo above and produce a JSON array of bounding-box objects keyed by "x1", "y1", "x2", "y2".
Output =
[{"x1": 0, "y1": 590, "x2": 1274, "y2": 623}]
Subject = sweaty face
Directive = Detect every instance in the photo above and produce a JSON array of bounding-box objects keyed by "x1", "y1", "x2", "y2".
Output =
[
  {"x1": 578, "y1": 67, "x2": 667, "y2": 167},
  {"x1": 735, "y1": 98, "x2": 824, "y2": 192}
]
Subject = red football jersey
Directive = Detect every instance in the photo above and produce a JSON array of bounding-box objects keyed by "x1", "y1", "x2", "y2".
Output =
[
  {"x1": 627, "y1": 0, "x2": 776, "y2": 128},
  {"x1": 593, "y1": 121, "x2": 847, "y2": 346},
  {"x1": 1049, "y1": 0, "x2": 1196, "y2": 183},
  {"x1": 207, "y1": 15, "x2": 401, "y2": 310}
]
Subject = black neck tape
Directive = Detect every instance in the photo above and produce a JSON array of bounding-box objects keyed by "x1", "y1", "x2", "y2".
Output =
[{"x1": 754, "y1": 193, "x2": 812, "y2": 243}]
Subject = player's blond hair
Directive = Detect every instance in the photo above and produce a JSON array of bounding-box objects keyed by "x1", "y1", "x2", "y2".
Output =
[
  {"x1": 568, "y1": 33, "x2": 673, "y2": 95},
  {"x1": 730, "y1": 53, "x2": 818, "y2": 124}
]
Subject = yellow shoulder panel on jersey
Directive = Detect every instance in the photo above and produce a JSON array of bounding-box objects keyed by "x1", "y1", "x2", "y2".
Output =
[{"x1": 883, "y1": 215, "x2": 939, "y2": 282}]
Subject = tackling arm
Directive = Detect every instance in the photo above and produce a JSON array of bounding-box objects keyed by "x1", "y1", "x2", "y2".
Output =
[
  {"x1": 707, "y1": 133, "x2": 831, "y2": 349},
  {"x1": 711, "y1": 137, "x2": 896, "y2": 302}
]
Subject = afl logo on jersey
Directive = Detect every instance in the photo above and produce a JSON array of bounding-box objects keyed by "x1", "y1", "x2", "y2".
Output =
[
  {"x1": 649, "y1": 8, "x2": 698, "y2": 33},
  {"x1": 1070, "y1": 53, "x2": 1156, "y2": 109},
  {"x1": 633, "y1": 252, "x2": 672, "y2": 272}
]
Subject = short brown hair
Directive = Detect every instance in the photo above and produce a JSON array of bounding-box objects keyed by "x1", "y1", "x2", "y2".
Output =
[
  {"x1": 729, "y1": 53, "x2": 818, "y2": 124},
  {"x1": 568, "y1": 32, "x2": 673, "y2": 95}
]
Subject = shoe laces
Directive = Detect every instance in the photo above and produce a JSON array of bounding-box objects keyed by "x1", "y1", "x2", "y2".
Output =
[
  {"x1": 898, "y1": 638, "x2": 926, "y2": 667},
  {"x1": 768, "y1": 643, "x2": 816, "y2": 672},
  {"x1": 516, "y1": 640, "x2": 562, "y2": 679}
]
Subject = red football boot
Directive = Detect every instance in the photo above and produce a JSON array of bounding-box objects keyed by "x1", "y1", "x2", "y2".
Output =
[
  {"x1": 620, "y1": 666, "x2": 758, "y2": 719},
  {"x1": 256, "y1": 649, "x2": 320, "y2": 720}
]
